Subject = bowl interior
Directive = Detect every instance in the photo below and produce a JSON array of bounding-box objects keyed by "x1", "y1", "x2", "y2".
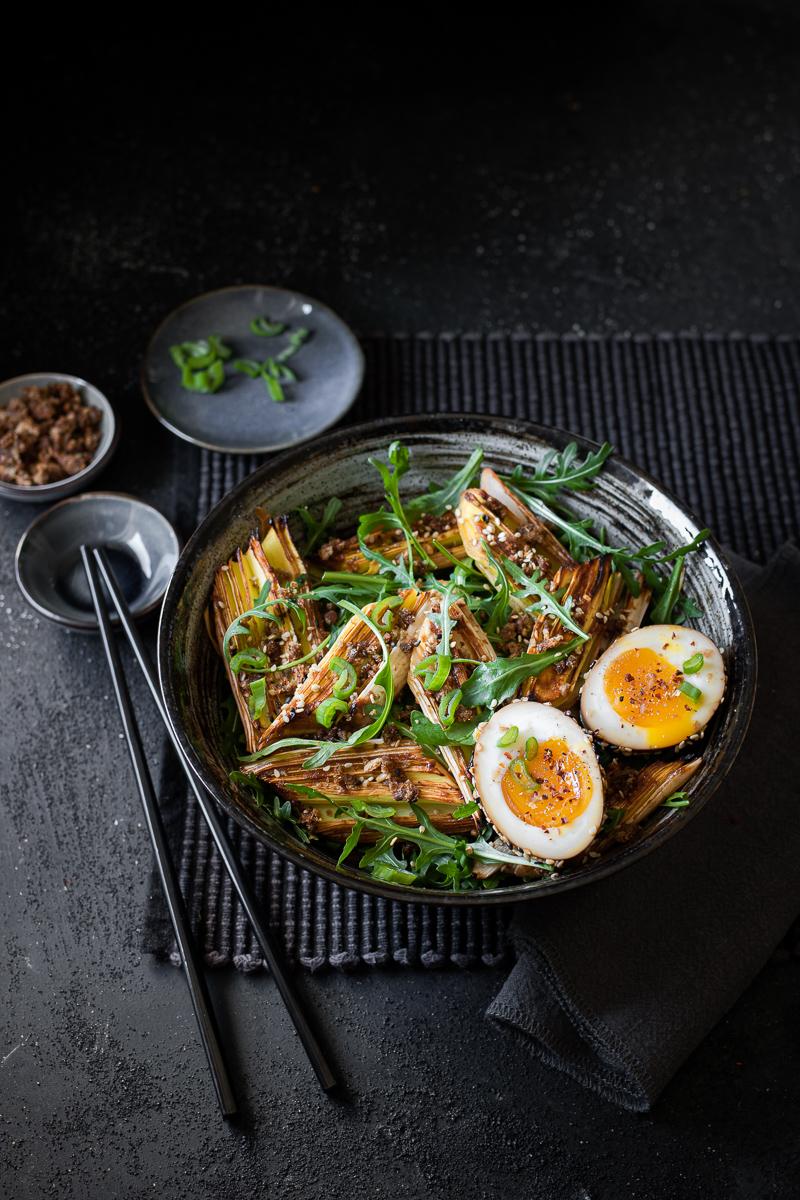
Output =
[
  {"x1": 16, "y1": 492, "x2": 180, "y2": 630},
  {"x1": 159, "y1": 415, "x2": 755, "y2": 905},
  {"x1": 0, "y1": 372, "x2": 117, "y2": 499}
]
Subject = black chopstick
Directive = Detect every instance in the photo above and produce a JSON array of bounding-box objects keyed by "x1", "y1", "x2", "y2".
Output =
[
  {"x1": 79, "y1": 546, "x2": 238, "y2": 1119},
  {"x1": 92, "y1": 545, "x2": 338, "y2": 1094}
]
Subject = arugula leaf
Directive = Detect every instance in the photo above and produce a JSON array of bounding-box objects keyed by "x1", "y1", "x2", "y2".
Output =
[
  {"x1": 451, "y1": 800, "x2": 479, "y2": 819},
  {"x1": 296, "y1": 497, "x2": 343, "y2": 554},
  {"x1": 405, "y1": 448, "x2": 484, "y2": 518},
  {"x1": 358, "y1": 538, "x2": 416, "y2": 588},
  {"x1": 502, "y1": 557, "x2": 589, "y2": 640},
  {"x1": 499, "y1": 476, "x2": 709, "y2": 625},
  {"x1": 459, "y1": 639, "x2": 581, "y2": 709},
  {"x1": 407, "y1": 710, "x2": 482, "y2": 749},
  {"x1": 337, "y1": 821, "x2": 364, "y2": 866},
  {"x1": 482, "y1": 541, "x2": 511, "y2": 638},
  {"x1": 330, "y1": 800, "x2": 552, "y2": 890},
  {"x1": 500, "y1": 441, "x2": 613, "y2": 499},
  {"x1": 360, "y1": 441, "x2": 433, "y2": 566}
]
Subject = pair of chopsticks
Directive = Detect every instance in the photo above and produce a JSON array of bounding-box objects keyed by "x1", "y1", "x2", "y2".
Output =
[{"x1": 79, "y1": 545, "x2": 337, "y2": 1117}]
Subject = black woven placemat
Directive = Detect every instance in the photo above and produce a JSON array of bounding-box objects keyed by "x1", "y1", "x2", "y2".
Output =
[{"x1": 144, "y1": 333, "x2": 800, "y2": 971}]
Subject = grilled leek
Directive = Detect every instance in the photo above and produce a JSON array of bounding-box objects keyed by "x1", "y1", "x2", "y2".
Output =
[
  {"x1": 211, "y1": 527, "x2": 326, "y2": 753},
  {"x1": 257, "y1": 589, "x2": 427, "y2": 748},
  {"x1": 248, "y1": 740, "x2": 472, "y2": 839},
  {"x1": 407, "y1": 594, "x2": 495, "y2": 806},
  {"x1": 520, "y1": 557, "x2": 626, "y2": 708}
]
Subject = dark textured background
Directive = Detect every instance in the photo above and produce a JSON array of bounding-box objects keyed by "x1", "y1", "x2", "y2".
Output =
[{"x1": 3, "y1": 7, "x2": 800, "y2": 1198}]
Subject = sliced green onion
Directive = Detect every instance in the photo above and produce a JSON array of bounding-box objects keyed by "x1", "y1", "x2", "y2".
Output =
[
  {"x1": 413, "y1": 653, "x2": 452, "y2": 692},
  {"x1": 496, "y1": 725, "x2": 519, "y2": 748},
  {"x1": 276, "y1": 327, "x2": 309, "y2": 362},
  {"x1": 263, "y1": 372, "x2": 285, "y2": 402},
  {"x1": 247, "y1": 677, "x2": 268, "y2": 720},
  {"x1": 207, "y1": 335, "x2": 232, "y2": 360},
  {"x1": 662, "y1": 790, "x2": 690, "y2": 808},
  {"x1": 679, "y1": 680, "x2": 703, "y2": 704},
  {"x1": 509, "y1": 759, "x2": 539, "y2": 790},
  {"x1": 250, "y1": 316, "x2": 286, "y2": 337},
  {"x1": 682, "y1": 652, "x2": 705, "y2": 675},
  {"x1": 525, "y1": 736, "x2": 539, "y2": 760},
  {"x1": 180, "y1": 358, "x2": 226, "y2": 394},
  {"x1": 229, "y1": 649, "x2": 269, "y2": 674},
  {"x1": 315, "y1": 696, "x2": 349, "y2": 729},
  {"x1": 373, "y1": 594, "x2": 404, "y2": 630},
  {"x1": 438, "y1": 688, "x2": 463, "y2": 729},
  {"x1": 329, "y1": 655, "x2": 357, "y2": 699},
  {"x1": 233, "y1": 358, "x2": 262, "y2": 378}
]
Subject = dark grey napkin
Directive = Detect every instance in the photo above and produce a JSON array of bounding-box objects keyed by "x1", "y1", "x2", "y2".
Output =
[{"x1": 488, "y1": 543, "x2": 800, "y2": 1111}]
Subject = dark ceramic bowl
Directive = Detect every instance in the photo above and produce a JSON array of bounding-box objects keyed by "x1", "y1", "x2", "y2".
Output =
[
  {"x1": 0, "y1": 371, "x2": 119, "y2": 503},
  {"x1": 158, "y1": 415, "x2": 757, "y2": 906},
  {"x1": 16, "y1": 492, "x2": 180, "y2": 631}
]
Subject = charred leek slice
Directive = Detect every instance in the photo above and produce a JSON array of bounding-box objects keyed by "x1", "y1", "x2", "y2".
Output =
[
  {"x1": 252, "y1": 741, "x2": 471, "y2": 839},
  {"x1": 520, "y1": 557, "x2": 626, "y2": 709},
  {"x1": 316, "y1": 510, "x2": 466, "y2": 575},
  {"x1": 597, "y1": 758, "x2": 702, "y2": 849},
  {"x1": 407, "y1": 595, "x2": 496, "y2": 806},
  {"x1": 456, "y1": 479, "x2": 574, "y2": 585},
  {"x1": 211, "y1": 522, "x2": 326, "y2": 753},
  {"x1": 253, "y1": 589, "x2": 426, "y2": 747}
]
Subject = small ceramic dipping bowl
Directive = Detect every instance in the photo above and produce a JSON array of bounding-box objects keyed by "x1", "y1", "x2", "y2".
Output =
[
  {"x1": 15, "y1": 492, "x2": 180, "y2": 631},
  {"x1": 0, "y1": 371, "x2": 119, "y2": 503}
]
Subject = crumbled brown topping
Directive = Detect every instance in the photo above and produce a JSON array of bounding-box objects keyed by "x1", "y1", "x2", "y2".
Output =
[{"x1": 0, "y1": 382, "x2": 102, "y2": 486}]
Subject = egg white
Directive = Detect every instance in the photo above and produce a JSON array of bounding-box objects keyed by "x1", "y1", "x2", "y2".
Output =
[
  {"x1": 472, "y1": 701, "x2": 604, "y2": 860},
  {"x1": 580, "y1": 624, "x2": 725, "y2": 751}
]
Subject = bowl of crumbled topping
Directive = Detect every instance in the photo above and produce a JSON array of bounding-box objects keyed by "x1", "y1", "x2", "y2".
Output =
[{"x1": 0, "y1": 372, "x2": 119, "y2": 502}]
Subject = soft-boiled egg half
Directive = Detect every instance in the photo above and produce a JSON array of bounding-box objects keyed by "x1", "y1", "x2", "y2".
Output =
[
  {"x1": 581, "y1": 624, "x2": 725, "y2": 751},
  {"x1": 472, "y1": 701, "x2": 604, "y2": 860}
]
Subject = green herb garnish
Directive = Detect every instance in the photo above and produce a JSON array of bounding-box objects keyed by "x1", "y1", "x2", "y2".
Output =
[
  {"x1": 500, "y1": 441, "x2": 613, "y2": 499},
  {"x1": 459, "y1": 639, "x2": 581, "y2": 709},
  {"x1": 297, "y1": 497, "x2": 343, "y2": 555},
  {"x1": 682, "y1": 652, "x2": 705, "y2": 675},
  {"x1": 329, "y1": 656, "x2": 357, "y2": 699},
  {"x1": 250, "y1": 316, "x2": 287, "y2": 337},
  {"x1": 502, "y1": 557, "x2": 589, "y2": 640},
  {"x1": 315, "y1": 696, "x2": 349, "y2": 728},
  {"x1": 496, "y1": 725, "x2": 519, "y2": 748},
  {"x1": 333, "y1": 799, "x2": 551, "y2": 890},
  {"x1": 222, "y1": 580, "x2": 307, "y2": 661},
  {"x1": 437, "y1": 688, "x2": 463, "y2": 729},
  {"x1": 661, "y1": 791, "x2": 690, "y2": 808},
  {"x1": 678, "y1": 680, "x2": 703, "y2": 704}
]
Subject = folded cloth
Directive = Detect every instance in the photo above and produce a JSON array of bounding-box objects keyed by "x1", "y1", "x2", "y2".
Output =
[{"x1": 487, "y1": 544, "x2": 800, "y2": 1112}]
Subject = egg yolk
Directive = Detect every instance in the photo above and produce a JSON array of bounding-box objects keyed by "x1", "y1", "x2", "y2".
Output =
[
  {"x1": 501, "y1": 737, "x2": 593, "y2": 829},
  {"x1": 604, "y1": 646, "x2": 697, "y2": 748}
]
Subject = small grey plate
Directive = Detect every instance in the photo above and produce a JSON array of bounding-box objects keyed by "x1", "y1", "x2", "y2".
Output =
[
  {"x1": 0, "y1": 372, "x2": 119, "y2": 503},
  {"x1": 141, "y1": 285, "x2": 364, "y2": 454},
  {"x1": 15, "y1": 492, "x2": 180, "y2": 632}
]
